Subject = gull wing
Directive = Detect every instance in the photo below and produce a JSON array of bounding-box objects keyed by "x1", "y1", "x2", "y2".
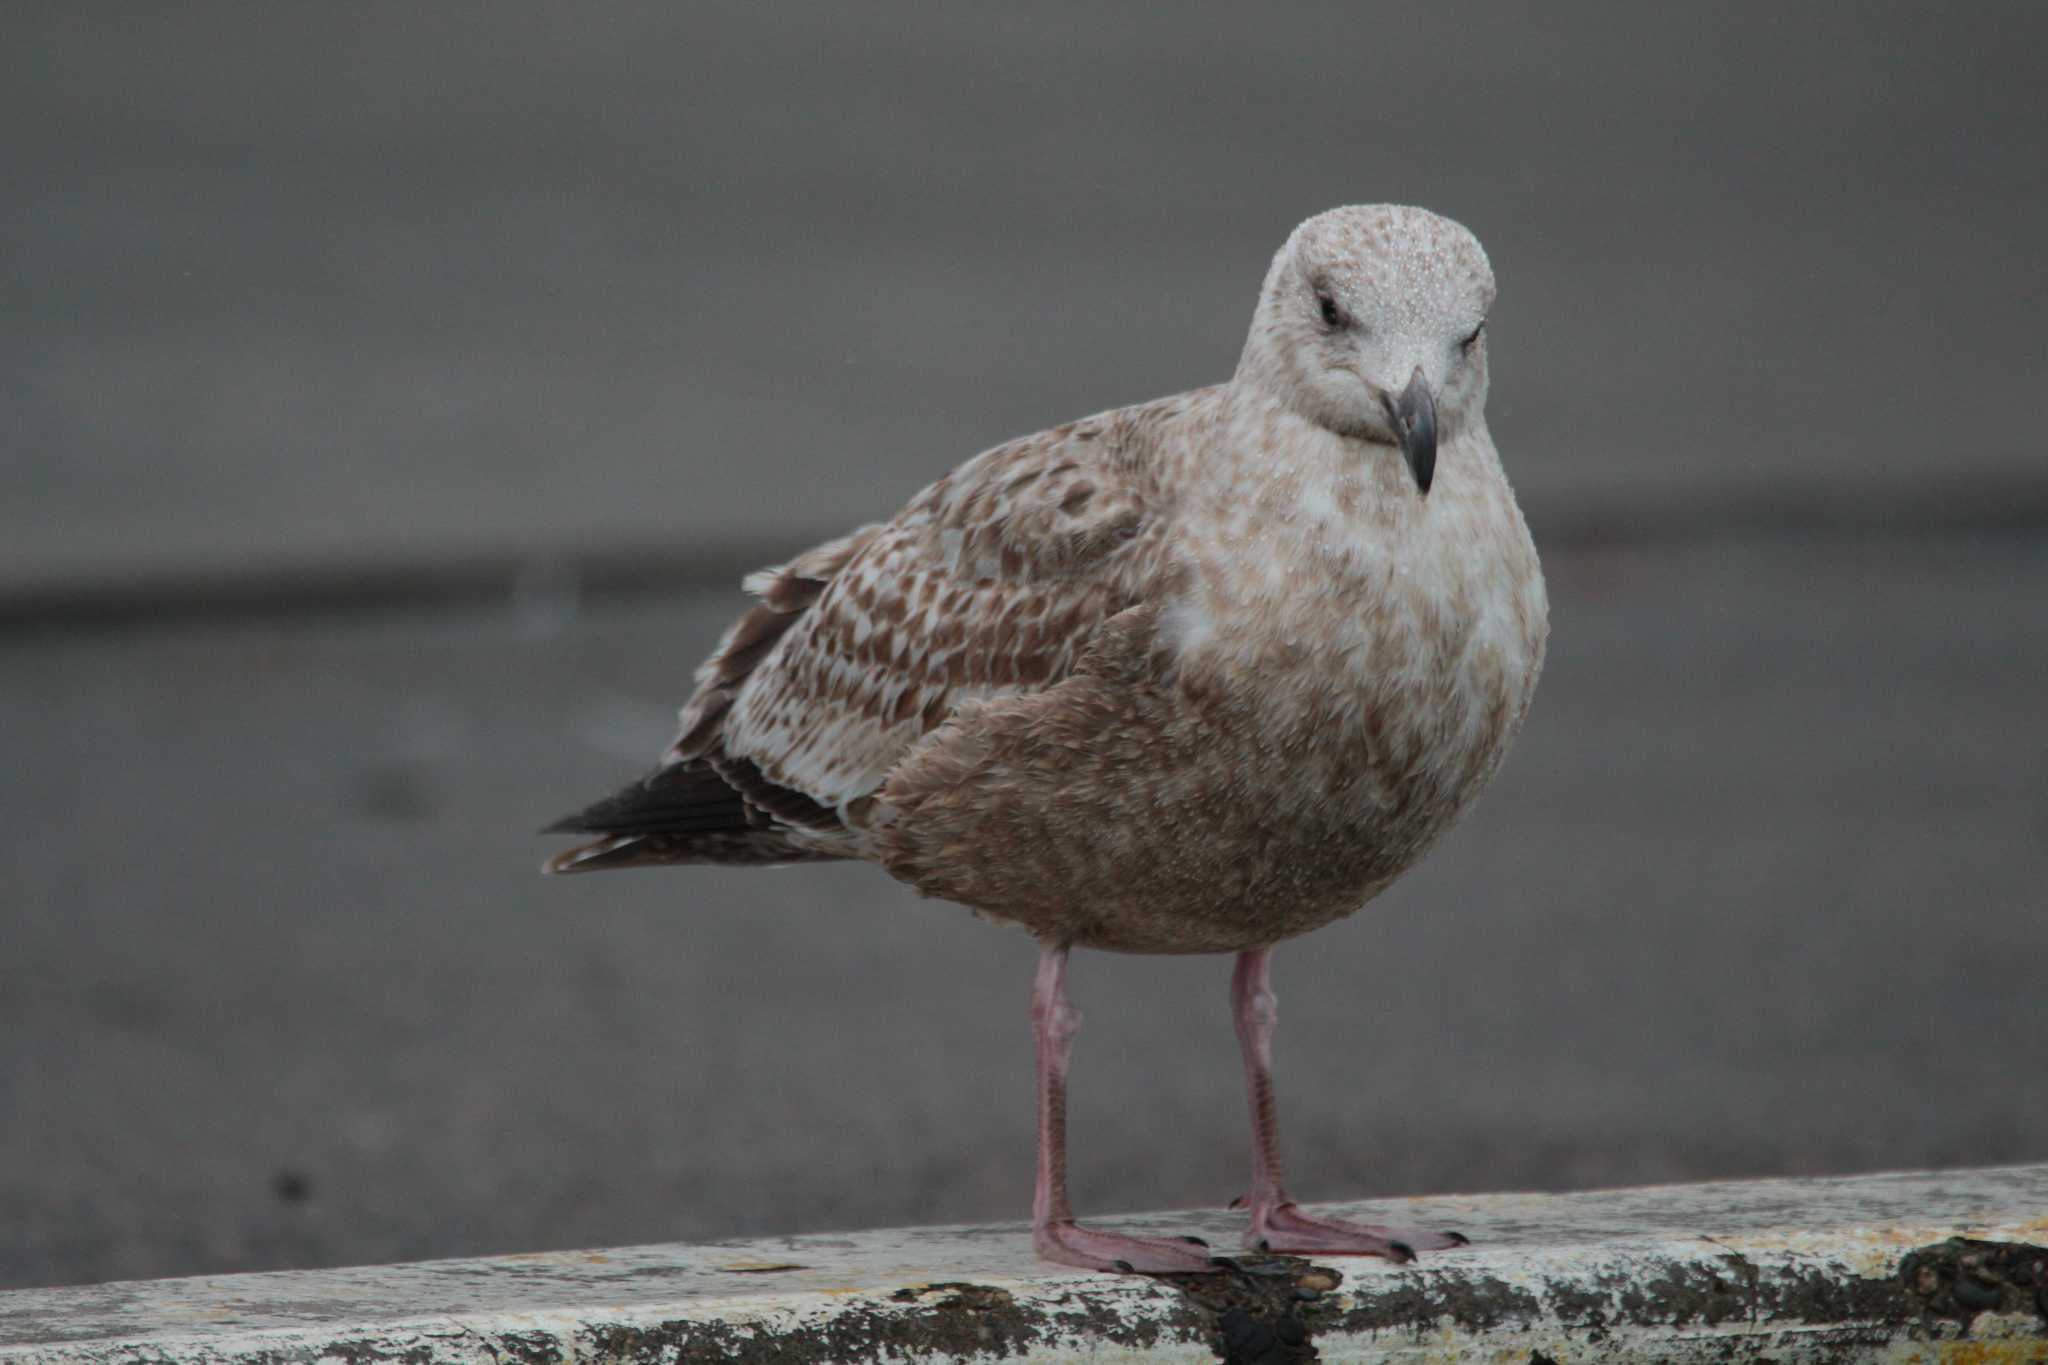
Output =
[{"x1": 548, "y1": 394, "x2": 1204, "y2": 869}]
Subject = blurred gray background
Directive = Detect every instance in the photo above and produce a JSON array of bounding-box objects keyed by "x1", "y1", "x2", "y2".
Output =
[{"x1": 3, "y1": 3, "x2": 2044, "y2": 1291}]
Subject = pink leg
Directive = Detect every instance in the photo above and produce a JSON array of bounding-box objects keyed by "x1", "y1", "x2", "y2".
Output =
[
  {"x1": 1031, "y1": 945, "x2": 1216, "y2": 1274},
  {"x1": 1232, "y1": 947, "x2": 1469, "y2": 1261}
]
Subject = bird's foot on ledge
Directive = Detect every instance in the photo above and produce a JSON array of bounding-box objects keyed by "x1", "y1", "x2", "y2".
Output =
[
  {"x1": 1035, "y1": 1219, "x2": 1222, "y2": 1274},
  {"x1": 1243, "y1": 1200, "x2": 1469, "y2": 1261}
]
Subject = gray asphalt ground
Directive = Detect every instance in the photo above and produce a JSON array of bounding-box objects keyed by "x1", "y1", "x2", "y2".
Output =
[{"x1": 4, "y1": 3, "x2": 2046, "y2": 1291}]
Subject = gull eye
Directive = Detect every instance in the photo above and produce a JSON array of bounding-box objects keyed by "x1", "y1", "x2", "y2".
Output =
[
  {"x1": 1460, "y1": 321, "x2": 1485, "y2": 351},
  {"x1": 1316, "y1": 290, "x2": 1346, "y2": 329}
]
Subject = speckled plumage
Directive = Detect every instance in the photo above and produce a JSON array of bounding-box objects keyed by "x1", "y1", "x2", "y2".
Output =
[
  {"x1": 549, "y1": 204, "x2": 1550, "y2": 1272},
  {"x1": 551, "y1": 205, "x2": 1547, "y2": 955}
]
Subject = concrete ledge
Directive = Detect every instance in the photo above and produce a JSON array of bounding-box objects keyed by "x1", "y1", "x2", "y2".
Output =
[{"x1": 4, "y1": 1167, "x2": 2044, "y2": 1364}]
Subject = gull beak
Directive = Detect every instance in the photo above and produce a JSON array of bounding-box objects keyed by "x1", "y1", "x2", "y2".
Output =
[{"x1": 1388, "y1": 366, "x2": 1437, "y2": 496}]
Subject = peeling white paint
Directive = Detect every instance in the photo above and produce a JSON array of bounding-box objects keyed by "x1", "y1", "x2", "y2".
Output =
[{"x1": 3, "y1": 1166, "x2": 2043, "y2": 1363}]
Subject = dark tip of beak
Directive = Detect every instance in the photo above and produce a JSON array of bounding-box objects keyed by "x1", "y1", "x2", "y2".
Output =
[{"x1": 1390, "y1": 367, "x2": 1437, "y2": 496}]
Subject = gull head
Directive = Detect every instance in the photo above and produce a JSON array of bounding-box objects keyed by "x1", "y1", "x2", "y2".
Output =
[{"x1": 1237, "y1": 205, "x2": 1496, "y2": 495}]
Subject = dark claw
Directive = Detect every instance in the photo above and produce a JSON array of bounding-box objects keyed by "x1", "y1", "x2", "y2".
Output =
[
  {"x1": 1257, "y1": 1238, "x2": 1272, "y2": 1252},
  {"x1": 1228, "y1": 1195, "x2": 1247, "y2": 1210},
  {"x1": 1388, "y1": 1241, "x2": 1416, "y2": 1264},
  {"x1": 1444, "y1": 1230, "x2": 1471, "y2": 1247},
  {"x1": 1112, "y1": 1259, "x2": 1135, "y2": 1273},
  {"x1": 1208, "y1": 1256, "x2": 1243, "y2": 1272},
  {"x1": 1179, "y1": 1235, "x2": 1210, "y2": 1247}
]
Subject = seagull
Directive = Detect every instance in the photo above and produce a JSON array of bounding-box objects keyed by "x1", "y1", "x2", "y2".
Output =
[{"x1": 546, "y1": 205, "x2": 1548, "y2": 1274}]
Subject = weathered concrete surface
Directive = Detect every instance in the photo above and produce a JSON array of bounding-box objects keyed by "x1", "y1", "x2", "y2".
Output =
[{"x1": 3, "y1": 1167, "x2": 2044, "y2": 1364}]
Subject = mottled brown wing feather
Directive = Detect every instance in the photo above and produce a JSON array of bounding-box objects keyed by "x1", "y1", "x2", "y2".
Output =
[{"x1": 701, "y1": 405, "x2": 1188, "y2": 844}]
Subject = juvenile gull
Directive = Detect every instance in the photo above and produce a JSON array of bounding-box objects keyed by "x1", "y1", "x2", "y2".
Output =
[{"x1": 547, "y1": 205, "x2": 1549, "y2": 1274}]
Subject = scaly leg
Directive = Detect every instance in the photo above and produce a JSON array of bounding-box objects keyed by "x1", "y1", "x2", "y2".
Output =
[
  {"x1": 1231, "y1": 946, "x2": 1469, "y2": 1261},
  {"x1": 1031, "y1": 945, "x2": 1217, "y2": 1273}
]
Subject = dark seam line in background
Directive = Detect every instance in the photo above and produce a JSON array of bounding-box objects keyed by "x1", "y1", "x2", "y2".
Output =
[{"x1": 4, "y1": 484, "x2": 2046, "y2": 638}]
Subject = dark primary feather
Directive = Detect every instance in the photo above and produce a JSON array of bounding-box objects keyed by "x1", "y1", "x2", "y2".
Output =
[
  {"x1": 543, "y1": 758, "x2": 849, "y2": 874},
  {"x1": 547, "y1": 752, "x2": 843, "y2": 839},
  {"x1": 543, "y1": 762, "x2": 752, "y2": 837}
]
